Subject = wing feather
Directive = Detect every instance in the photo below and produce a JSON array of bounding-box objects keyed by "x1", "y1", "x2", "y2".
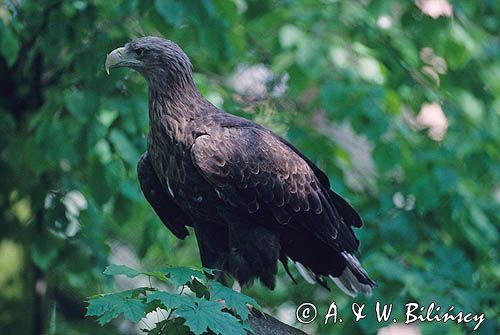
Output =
[
  {"x1": 191, "y1": 126, "x2": 348, "y2": 249},
  {"x1": 137, "y1": 153, "x2": 191, "y2": 239}
]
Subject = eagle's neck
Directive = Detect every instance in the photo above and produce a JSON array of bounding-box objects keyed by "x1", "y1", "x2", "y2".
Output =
[{"x1": 147, "y1": 76, "x2": 211, "y2": 144}]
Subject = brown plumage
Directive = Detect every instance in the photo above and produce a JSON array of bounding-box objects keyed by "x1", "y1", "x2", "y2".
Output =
[{"x1": 106, "y1": 36, "x2": 375, "y2": 296}]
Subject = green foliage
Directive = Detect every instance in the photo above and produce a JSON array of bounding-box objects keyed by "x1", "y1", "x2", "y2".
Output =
[
  {"x1": 87, "y1": 289, "x2": 151, "y2": 325},
  {"x1": 86, "y1": 264, "x2": 259, "y2": 335},
  {"x1": 0, "y1": 0, "x2": 499, "y2": 334},
  {"x1": 209, "y1": 281, "x2": 259, "y2": 319}
]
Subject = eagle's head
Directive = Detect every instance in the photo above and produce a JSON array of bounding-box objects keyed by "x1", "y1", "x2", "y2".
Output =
[{"x1": 105, "y1": 36, "x2": 193, "y2": 88}]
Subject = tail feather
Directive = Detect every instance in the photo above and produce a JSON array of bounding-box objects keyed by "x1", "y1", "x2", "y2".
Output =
[
  {"x1": 330, "y1": 252, "x2": 374, "y2": 296},
  {"x1": 293, "y1": 252, "x2": 375, "y2": 297},
  {"x1": 295, "y1": 262, "x2": 316, "y2": 284},
  {"x1": 330, "y1": 274, "x2": 357, "y2": 297}
]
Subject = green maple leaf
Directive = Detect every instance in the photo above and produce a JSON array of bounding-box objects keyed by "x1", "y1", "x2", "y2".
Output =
[
  {"x1": 103, "y1": 264, "x2": 142, "y2": 278},
  {"x1": 144, "y1": 270, "x2": 169, "y2": 282},
  {"x1": 146, "y1": 291, "x2": 196, "y2": 309},
  {"x1": 161, "y1": 266, "x2": 205, "y2": 286},
  {"x1": 187, "y1": 277, "x2": 210, "y2": 299},
  {"x1": 120, "y1": 298, "x2": 148, "y2": 323},
  {"x1": 148, "y1": 318, "x2": 190, "y2": 335},
  {"x1": 95, "y1": 307, "x2": 122, "y2": 326},
  {"x1": 86, "y1": 290, "x2": 149, "y2": 325},
  {"x1": 175, "y1": 299, "x2": 247, "y2": 335},
  {"x1": 104, "y1": 264, "x2": 170, "y2": 283},
  {"x1": 103, "y1": 264, "x2": 206, "y2": 285},
  {"x1": 209, "y1": 281, "x2": 261, "y2": 319},
  {"x1": 86, "y1": 290, "x2": 132, "y2": 319}
]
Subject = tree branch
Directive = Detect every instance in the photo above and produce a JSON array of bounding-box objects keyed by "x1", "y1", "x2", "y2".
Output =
[{"x1": 248, "y1": 309, "x2": 308, "y2": 335}]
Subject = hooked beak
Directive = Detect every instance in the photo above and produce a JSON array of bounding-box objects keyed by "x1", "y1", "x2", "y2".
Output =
[
  {"x1": 105, "y1": 47, "x2": 125, "y2": 75},
  {"x1": 105, "y1": 46, "x2": 140, "y2": 75}
]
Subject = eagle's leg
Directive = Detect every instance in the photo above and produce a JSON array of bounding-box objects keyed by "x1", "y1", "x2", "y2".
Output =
[
  {"x1": 218, "y1": 207, "x2": 280, "y2": 290},
  {"x1": 192, "y1": 220, "x2": 230, "y2": 285}
]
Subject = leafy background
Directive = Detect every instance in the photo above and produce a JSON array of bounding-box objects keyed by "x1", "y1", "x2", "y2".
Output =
[{"x1": 0, "y1": 0, "x2": 498, "y2": 334}]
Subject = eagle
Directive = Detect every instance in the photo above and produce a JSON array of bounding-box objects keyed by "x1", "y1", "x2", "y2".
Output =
[{"x1": 105, "y1": 36, "x2": 375, "y2": 296}]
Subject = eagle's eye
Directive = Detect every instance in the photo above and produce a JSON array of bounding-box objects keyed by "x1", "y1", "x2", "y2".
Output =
[{"x1": 134, "y1": 48, "x2": 144, "y2": 57}]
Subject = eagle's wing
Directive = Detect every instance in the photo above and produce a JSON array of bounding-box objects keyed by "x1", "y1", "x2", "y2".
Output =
[
  {"x1": 276, "y1": 136, "x2": 363, "y2": 228},
  {"x1": 137, "y1": 152, "x2": 191, "y2": 239},
  {"x1": 190, "y1": 125, "x2": 359, "y2": 252}
]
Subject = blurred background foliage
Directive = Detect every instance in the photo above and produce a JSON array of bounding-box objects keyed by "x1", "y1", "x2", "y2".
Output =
[{"x1": 0, "y1": 0, "x2": 499, "y2": 334}]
